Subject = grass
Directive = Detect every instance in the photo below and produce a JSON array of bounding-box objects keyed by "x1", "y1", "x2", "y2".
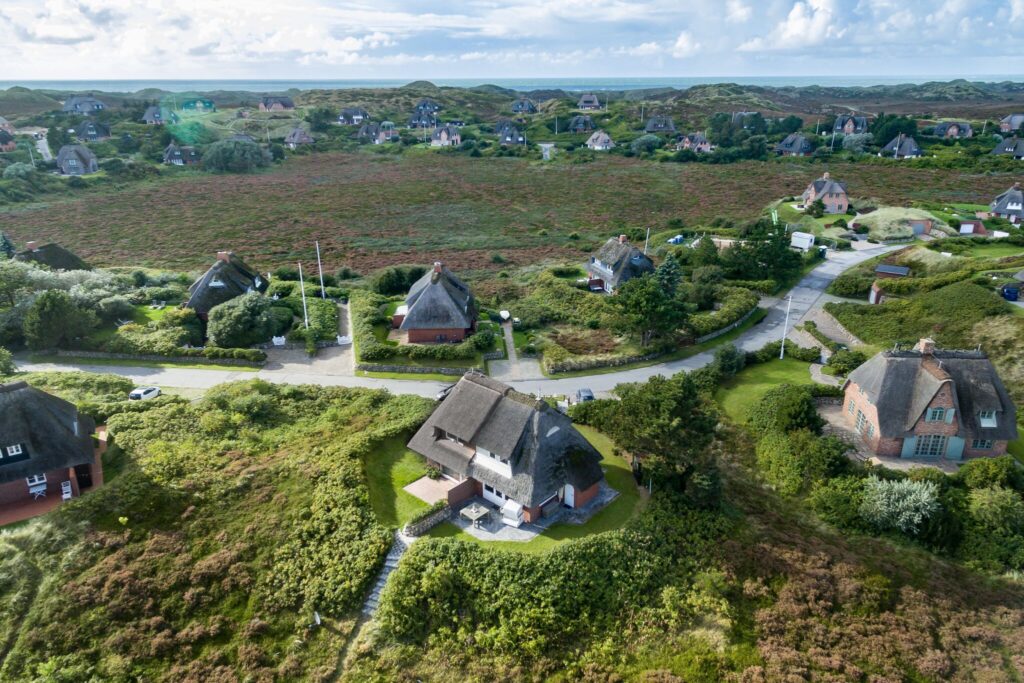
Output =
[
  {"x1": 85, "y1": 304, "x2": 175, "y2": 346},
  {"x1": 546, "y1": 307, "x2": 769, "y2": 378},
  {"x1": 356, "y1": 370, "x2": 460, "y2": 382},
  {"x1": 28, "y1": 354, "x2": 261, "y2": 372},
  {"x1": 425, "y1": 425, "x2": 644, "y2": 553},
  {"x1": 714, "y1": 357, "x2": 813, "y2": 423},
  {"x1": 962, "y1": 242, "x2": 1024, "y2": 258},
  {"x1": 363, "y1": 436, "x2": 431, "y2": 529}
]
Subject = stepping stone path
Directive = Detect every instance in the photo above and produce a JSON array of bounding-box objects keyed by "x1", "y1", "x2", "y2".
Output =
[{"x1": 362, "y1": 531, "x2": 413, "y2": 615}]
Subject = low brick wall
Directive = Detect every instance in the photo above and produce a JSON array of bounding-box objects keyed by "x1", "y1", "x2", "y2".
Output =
[
  {"x1": 356, "y1": 363, "x2": 480, "y2": 376},
  {"x1": 56, "y1": 350, "x2": 264, "y2": 368},
  {"x1": 403, "y1": 505, "x2": 452, "y2": 536}
]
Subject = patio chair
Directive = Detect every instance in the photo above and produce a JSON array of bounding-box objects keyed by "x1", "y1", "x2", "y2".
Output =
[{"x1": 61, "y1": 481, "x2": 73, "y2": 500}]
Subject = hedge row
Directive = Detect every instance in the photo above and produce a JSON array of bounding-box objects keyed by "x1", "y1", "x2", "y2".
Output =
[
  {"x1": 724, "y1": 279, "x2": 778, "y2": 295},
  {"x1": 689, "y1": 287, "x2": 760, "y2": 337}
]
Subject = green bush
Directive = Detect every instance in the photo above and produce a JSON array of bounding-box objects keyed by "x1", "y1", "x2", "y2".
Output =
[
  {"x1": 202, "y1": 139, "x2": 271, "y2": 172},
  {"x1": 827, "y1": 349, "x2": 867, "y2": 375},
  {"x1": 860, "y1": 476, "x2": 941, "y2": 537},
  {"x1": 372, "y1": 265, "x2": 428, "y2": 295},
  {"x1": 207, "y1": 292, "x2": 275, "y2": 348},
  {"x1": 955, "y1": 456, "x2": 1024, "y2": 492},
  {"x1": 748, "y1": 384, "x2": 825, "y2": 434},
  {"x1": 689, "y1": 287, "x2": 758, "y2": 337},
  {"x1": 756, "y1": 430, "x2": 851, "y2": 497},
  {"x1": 24, "y1": 290, "x2": 98, "y2": 350},
  {"x1": 0, "y1": 346, "x2": 15, "y2": 375},
  {"x1": 405, "y1": 500, "x2": 447, "y2": 528},
  {"x1": 810, "y1": 476, "x2": 868, "y2": 530}
]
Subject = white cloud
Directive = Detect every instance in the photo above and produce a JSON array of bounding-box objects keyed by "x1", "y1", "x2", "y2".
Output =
[
  {"x1": 1013, "y1": 0, "x2": 1024, "y2": 22},
  {"x1": 671, "y1": 31, "x2": 700, "y2": 58},
  {"x1": 614, "y1": 42, "x2": 662, "y2": 57},
  {"x1": 726, "y1": 0, "x2": 752, "y2": 23},
  {"x1": 738, "y1": 0, "x2": 842, "y2": 51}
]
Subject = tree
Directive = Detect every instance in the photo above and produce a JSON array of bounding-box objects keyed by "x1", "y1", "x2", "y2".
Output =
[
  {"x1": 23, "y1": 290, "x2": 98, "y2": 350},
  {"x1": 711, "y1": 343, "x2": 745, "y2": 379},
  {"x1": 202, "y1": 140, "x2": 271, "y2": 173},
  {"x1": 870, "y1": 113, "x2": 917, "y2": 147},
  {"x1": 691, "y1": 237, "x2": 719, "y2": 267},
  {"x1": 630, "y1": 134, "x2": 663, "y2": 154},
  {"x1": 748, "y1": 384, "x2": 824, "y2": 434},
  {"x1": 827, "y1": 349, "x2": 867, "y2": 375},
  {"x1": 607, "y1": 373, "x2": 718, "y2": 487},
  {"x1": 654, "y1": 255, "x2": 682, "y2": 293},
  {"x1": 841, "y1": 133, "x2": 873, "y2": 154},
  {"x1": 306, "y1": 107, "x2": 336, "y2": 133},
  {"x1": 860, "y1": 476, "x2": 941, "y2": 536},
  {"x1": 612, "y1": 275, "x2": 686, "y2": 347},
  {"x1": 0, "y1": 260, "x2": 29, "y2": 305},
  {"x1": 968, "y1": 487, "x2": 1024, "y2": 535},
  {"x1": 0, "y1": 346, "x2": 14, "y2": 375},
  {"x1": 2, "y1": 163, "x2": 35, "y2": 181},
  {"x1": 806, "y1": 199, "x2": 825, "y2": 218},
  {"x1": 206, "y1": 293, "x2": 275, "y2": 348}
]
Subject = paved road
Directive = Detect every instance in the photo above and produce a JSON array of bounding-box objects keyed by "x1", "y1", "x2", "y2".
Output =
[
  {"x1": 16, "y1": 246, "x2": 895, "y2": 398},
  {"x1": 35, "y1": 135, "x2": 52, "y2": 162}
]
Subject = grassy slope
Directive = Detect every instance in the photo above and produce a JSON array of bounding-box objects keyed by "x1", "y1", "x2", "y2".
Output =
[
  {"x1": 363, "y1": 436, "x2": 430, "y2": 528},
  {"x1": 714, "y1": 358, "x2": 813, "y2": 423},
  {"x1": 1, "y1": 152, "x2": 1017, "y2": 274}
]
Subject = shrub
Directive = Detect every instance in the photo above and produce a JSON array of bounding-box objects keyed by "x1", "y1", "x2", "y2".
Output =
[
  {"x1": 372, "y1": 265, "x2": 428, "y2": 295},
  {"x1": 748, "y1": 384, "x2": 824, "y2": 434},
  {"x1": 756, "y1": 430, "x2": 850, "y2": 496},
  {"x1": 24, "y1": 290, "x2": 98, "y2": 350},
  {"x1": 955, "y1": 456, "x2": 1024, "y2": 492},
  {"x1": 689, "y1": 287, "x2": 758, "y2": 337},
  {"x1": 827, "y1": 349, "x2": 867, "y2": 375},
  {"x1": 0, "y1": 346, "x2": 14, "y2": 375},
  {"x1": 810, "y1": 476, "x2": 867, "y2": 529},
  {"x1": 202, "y1": 139, "x2": 271, "y2": 173},
  {"x1": 469, "y1": 329, "x2": 495, "y2": 350},
  {"x1": 859, "y1": 476, "x2": 941, "y2": 537},
  {"x1": 96, "y1": 295, "x2": 136, "y2": 323},
  {"x1": 207, "y1": 293, "x2": 275, "y2": 348}
]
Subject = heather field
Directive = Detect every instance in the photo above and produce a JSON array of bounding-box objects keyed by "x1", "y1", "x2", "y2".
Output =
[{"x1": 1, "y1": 151, "x2": 1017, "y2": 273}]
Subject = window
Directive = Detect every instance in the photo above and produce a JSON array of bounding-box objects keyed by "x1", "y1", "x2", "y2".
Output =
[
  {"x1": 209, "y1": 277, "x2": 226, "y2": 289},
  {"x1": 847, "y1": 400, "x2": 855, "y2": 415},
  {"x1": 26, "y1": 474, "x2": 46, "y2": 487},
  {"x1": 971, "y1": 439, "x2": 993, "y2": 450},
  {"x1": 914, "y1": 434, "x2": 947, "y2": 458},
  {"x1": 484, "y1": 484, "x2": 494, "y2": 493},
  {"x1": 926, "y1": 407, "x2": 946, "y2": 422},
  {"x1": 866, "y1": 423, "x2": 875, "y2": 438},
  {"x1": 855, "y1": 410, "x2": 866, "y2": 432},
  {"x1": 6, "y1": 444, "x2": 23, "y2": 457},
  {"x1": 978, "y1": 410, "x2": 998, "y2": 428}
]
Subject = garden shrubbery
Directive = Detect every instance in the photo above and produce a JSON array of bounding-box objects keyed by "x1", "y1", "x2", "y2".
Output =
[{"x1": 688, "y1": 287, "x2": 759, "y2": 337}]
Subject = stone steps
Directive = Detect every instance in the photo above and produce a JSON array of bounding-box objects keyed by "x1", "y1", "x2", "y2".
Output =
[{"x1": 361, "y1": 532, "x2": 412, "y2": 616}]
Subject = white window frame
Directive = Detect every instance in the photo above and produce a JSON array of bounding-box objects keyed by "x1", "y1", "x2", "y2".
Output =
[
  {"x1": 26, "y1": 473, "x2": 46, "y2": 486},
  {"x1": 978, "y1": 410, "x2": 998, "y2": 428},
  {"x1": 847, "y1": 400, "x2": 855, "y2": 415},
  {"x1": 6, "y1": 444, "x2": 23, "y2": 457},
  {"x1": 971, "y1": 439, "x2": 993, "y2": 450},
  {"x1": 926, "y1": 407, "x2": 946, "y2": 423},
  {"x1": 855, "y1": 410, "x2": 866, "y2": 432},
  {"x1": 914, "y1": 434, "x2": 947, "y2": 458}
]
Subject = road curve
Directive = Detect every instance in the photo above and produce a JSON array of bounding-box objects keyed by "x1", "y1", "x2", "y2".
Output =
[{"x1": 16, "y1": 246, "x2": 895, "y2": 398}]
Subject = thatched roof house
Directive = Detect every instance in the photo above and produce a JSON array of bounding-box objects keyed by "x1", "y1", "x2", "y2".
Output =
[
  {"x1": 587, "y1": 235, "x2": 655, "y2": 293},
  {"x1": 991, "y1": 182, "x2": 1024, "y2": 224},
  {"x1": 407, "y1": 372, "x2": 604, "y2": 523},
  {"x1": 881, "y1": 135, "x2": 922, "y2": 159},
  {"x1": 15, "y1": 241, "x2": 91, "y2": 271},
  {"x1": 393, "y1": 262, "x2": 477, "y2": 344},
  {"x1": 185, "y1": 252, "x2": 268, "y2": 318},
  {"x1": 55, "y1": 145, "x2": 98, "y2": 175}
]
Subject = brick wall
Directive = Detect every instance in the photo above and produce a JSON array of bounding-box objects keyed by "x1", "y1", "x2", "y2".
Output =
[
  {"x1": 407, "y1": 328, "x2": 468, "y2": 344},
  {"x1": 574, "y1": 481, "x2": 601, "y2": 509}
]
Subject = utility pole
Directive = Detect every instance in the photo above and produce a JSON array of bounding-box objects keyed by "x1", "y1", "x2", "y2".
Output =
[
  {"x1": 315, "y1": 240, "x2": 326, "y2": 299},
  {"x1": 298, "y1": 263, "x2": 309, "y2": 329},
  {"x1": 894, "y1": 132, "x2": 902, "y2": 159},
  {"x1": 779, "y1": 294, "x2": 793, "y2": 360}
]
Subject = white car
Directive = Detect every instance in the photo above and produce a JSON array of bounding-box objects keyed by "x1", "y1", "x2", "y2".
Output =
[{"x1": 128, "y1": 386, "x2": 161, "y2": 401}]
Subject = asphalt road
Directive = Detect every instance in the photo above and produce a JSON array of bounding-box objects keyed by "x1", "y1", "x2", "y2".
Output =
[{"x1": 16, "y1": 246, "x2": 894, "y2": 398}]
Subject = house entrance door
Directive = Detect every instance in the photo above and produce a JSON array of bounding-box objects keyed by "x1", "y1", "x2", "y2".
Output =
[{"x1": 563, "y1": 484, "x2": 575, "y2": 507}]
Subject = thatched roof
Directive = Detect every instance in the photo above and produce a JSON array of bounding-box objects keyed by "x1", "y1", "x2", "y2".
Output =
[
  {"x1": 991, "y1": 183, "x2": 1023, "y2": 220},
  {"x1": 776, "y1": 133, "x2": 813, "y2": 155},
  {"x1": 407, "y1": 372, "x2": 604, "y2": 507},
  {"x1": 400, "y1": 263, "x2": 476, "y2": 331},
  {"x1": 15, "y1": 242, "x2": 91, "y2": 271},
  {"x1": 185, "y1": 252, "x2": 268, "y2": 316},
  {"x1": 845, "y1": 343, "x2": 1017, "y2": 441},
  {"x1": 589, "y1": 236, "x2": 654, "y2": 289},
  {"x1": 0, "y1": 382, "x2": 96, "y2": 485}
]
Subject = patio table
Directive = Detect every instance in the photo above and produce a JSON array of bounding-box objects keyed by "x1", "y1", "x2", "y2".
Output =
[{"x1": 460, "y1": 503, "x2": 490, "y2": 528}]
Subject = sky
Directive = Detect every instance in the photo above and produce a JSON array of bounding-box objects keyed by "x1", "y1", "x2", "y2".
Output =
[{"x1": 2, "y1": 0, "x2": 1023, "y2": 80}]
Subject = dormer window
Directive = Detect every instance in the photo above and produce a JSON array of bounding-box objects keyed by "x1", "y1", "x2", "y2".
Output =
[
  {"x1": 926, "y1": 407, "x2": 946, "y2": 422},
  {"x1": 6, "y1": 444, "x2": 23, "y2": 457},
  {"x1": 979, "y1": 410, "x2": 998, "y2": 428}
]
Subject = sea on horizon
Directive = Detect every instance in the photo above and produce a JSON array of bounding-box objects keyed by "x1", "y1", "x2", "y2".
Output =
[{"x1": 1, "y1": 75, "x2": 1017, "y2": 94}]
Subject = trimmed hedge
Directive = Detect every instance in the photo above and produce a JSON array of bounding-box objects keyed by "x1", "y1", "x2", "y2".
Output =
[
  {"x1": 723, "y1": 279, "x2": 777, "y2": 295},
  {"x1": 689, "y1": 287, "x2": 759, "y2": 337}
]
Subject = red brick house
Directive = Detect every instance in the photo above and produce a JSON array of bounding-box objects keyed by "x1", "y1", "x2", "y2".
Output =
[
  {"x1": 0, "y1": 130, "x2": 15, "y2": 153},
  {"x1": 392, "y1": 262, "x2": 477, "y2": 344},
  {"x1": 842, "y1": 339, "x2": 1017, "y2": 461},
  {"x1": 407, "y1": 372, "x2": 605, "y2": 525},
  {"x1": 0, "y1": 382, "x2": 103, "y2": 524},
  {"x1": 801, "y1": 172, "x2": 849, "y2": 214}
]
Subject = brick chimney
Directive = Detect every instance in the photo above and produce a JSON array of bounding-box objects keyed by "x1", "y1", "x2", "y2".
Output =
[
  {"x1": 823, "y1": 172, "x2": 830, "y2": 180},
  {"x1": 914, "y1": 338, "x2": 936, "y2": 355},
  {"x1": 216, "y1": 251, "x2": 231, "y2": 263},
  {"x1": 433, "y1": 261, "x2": 443, "y2": 274},
  {"x1": 618, "y1": 234, "x2": 627, "y2": 244},
  {"x1": 25, "y1": 241, "x2": 38, "y2": 251}
]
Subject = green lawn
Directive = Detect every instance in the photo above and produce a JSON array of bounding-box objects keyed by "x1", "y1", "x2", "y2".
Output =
[
  {"x1": 963, "y1": 242, "x2": 1024, "y2": 258},
  {"x1": 425, "y1": 425, "x2": 644, "y2": 553},
  {"x1": 363, "y1": 436, "x2": 431, "y2": 529},
  {"x1": 28, "y1": 354, "x2": 260, "y2": 372},
  {"x1": 714, "y1": 358, "x2": 813, "y2": 424},
  {"x1": 1009, "y1": 426, "x2": 1024, "y2": 466}
]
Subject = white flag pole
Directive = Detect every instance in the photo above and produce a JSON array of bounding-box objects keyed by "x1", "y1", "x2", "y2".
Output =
[
  {"x1": 298, "y1": 263, "x2": 309, "y2": 329},
  {"x1": 315, "y1": 240, "x2": 326, "y2": 299}
]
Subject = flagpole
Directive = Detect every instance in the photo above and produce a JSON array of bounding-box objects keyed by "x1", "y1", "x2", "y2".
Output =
[
  {"x1": 315, "y1": 240, "x2": 326, "y2": 299},
  {"x1": 298, "y1": 263, "x2": 309, "y2": 329}
]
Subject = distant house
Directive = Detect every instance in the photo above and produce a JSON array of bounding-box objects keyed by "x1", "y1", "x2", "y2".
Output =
[
  {"x1": 907, "y1": 218, "x2": 934, "y2": 236},
  {"x1": 415, "y1": 98, "x2": 442, "y2": 113},
  {"x1": 577, "y1": 93, "x2": 602, "y2": 110},
  {"x1": 990, "y1": 182, "x2": 1023, "y2": 224},
  {"x1": 881, "y1": 135, "x2": 922, "y2": 159},
  {"x1": 62, "y1": 94, "x2": 105, "y2": 115},
  {"x1": 407, "y1": 372, "x2": 605, "y2": 525},
  {"x1": 408, "y1": 111, "x2": 439, "y2": 129},
  {"x1": 676, "y1": 133, "x2": 713, "y2": 153},
  {"x1": 55, "y1": 145, "x2": 98, "y2": 176},
  {"x1": 75, "y1": 120, "x2": 110, "y2": 142},
  {"x1": 842, "y1": 338, "x2": 1017, "y2": 460},
  {"x1": 586, "y1": 130, "x2": 615, "y2": 151},
  {"x1": 357, "y1": 122, "x2": 398, "y2": 144},
  {"x1": 258, "y1": 96, "x2": 295, "y2": 112},
  {"x1": 498, "y1": 126, "x2": 526, "y2": 146},
  {"x1": 0, "y1": 116, "x2": 14, "y2": 134},
  {"x1": 834, "y1": 115, "x2": 869, "y2": 135},
  {"x1": 958, "y1": 219, "x2": 988, "y2": 236},
  {"x1": 992, "y1": 137, "x2": 1024, "y2": 160},
  {"x1": 163, "y1": 143, "x2": 200, "y2": 166},
  {"x1": 1000, "y1": 114, "x2": 1024, "y2": 134},
  {"x1": 0, "y1": 381, "x2": 102, "y2": 522},
  {"x1": 185, "y1": 252, "x2": 269, "y2": 320},
  {"x1": 392, "y1": 262, "x2": 477, "y2": 344},
  {"x1": 495, "y1": 119, "x2": 516, "y2": 135},
  {"x1": 181, "y1": 98, "x2": 215, "y2": 112},
  {"x1": 431, "y1": 125, "x2": 462, "y2": 147},
  {"x1": 511, "y1": 98, "x2": 537, "y2": 114},
  {"x1": 15, "y1": 241, "x2": 91, "y2": 271},
  {"x1": 644, "y1": 116, "x2": 676, "y2": 134},
  {"x1": 933, "y1": 121, "x2": 972, "y2": 139},
  {"x1": 338, "y1": 107, "x2": 369, "y2": 125},
  {"x1": 0, "y1": 130, "x2": 15, "y2": 153},
  {"x1": 801, "y1": 172, "x2": 849, "y2": 214},
  {"x1": 141, "y1": 106, "x2": 166, "y2": 125},
  {"x1": 775, "y1": 133, "x2": 813, "y2": 156},
  {"x1": 874, "y1": 263, "x2": 910, "y2": 279},
  {"x1": 567, "y1": 115, "x2": 595, "y2": 134},
  {"x1": 587, "y1": 235, "x2": 655, "y2": 294},
  {"x1": 284, "y1": 127, "x2": 314, "y2": 149}
]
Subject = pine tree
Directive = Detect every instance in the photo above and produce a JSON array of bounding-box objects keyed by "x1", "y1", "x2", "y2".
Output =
[{"x1": 0, "y1": 232, "x2": 14, "y2": 259}]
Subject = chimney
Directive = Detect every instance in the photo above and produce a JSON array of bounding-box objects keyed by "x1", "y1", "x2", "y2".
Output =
[
  {"x1": 216, "y1": 251, "x2": 231, "y2": 263},
  {"x1": 433, "y1": 261, "x2": 443, "y2": 274},
  {"x1": 25, "y1": 241, "x2": 38, "y2": 251},
  {"x1": 823, "y1": 172, "x2": 830, "y2": 180},
  {"x1": 914, "y1": 338, "x2": 936, "y2": 355},
  {"x1": 618, "y1": 234, "x2": 628, "y2": 244}
]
